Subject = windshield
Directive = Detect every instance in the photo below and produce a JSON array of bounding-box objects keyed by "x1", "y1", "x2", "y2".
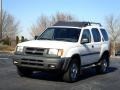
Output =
[{"x1": 37, "y1": 28, "x2": 81, "y2": 42}]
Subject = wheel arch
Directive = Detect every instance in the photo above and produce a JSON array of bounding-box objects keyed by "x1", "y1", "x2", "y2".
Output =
[
  {"x1": 71, "y1": 54, "x2": 81, "y2": 66},
  {"x1": 99, "y1": 50, "x2": 110, "y2": 66},
  {"x1": 63, "y1": 54, "x2": 81, "y2": 72}
]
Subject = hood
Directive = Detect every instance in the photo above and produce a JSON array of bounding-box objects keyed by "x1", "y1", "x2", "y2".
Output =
[{"x1": 17, "y1": 40, "x2": 77, "y2": 49}]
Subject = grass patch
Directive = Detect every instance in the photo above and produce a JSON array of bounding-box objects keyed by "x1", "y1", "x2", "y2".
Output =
[{"x1": 0, "y1": 45, "x2": 15, "y2": 52}]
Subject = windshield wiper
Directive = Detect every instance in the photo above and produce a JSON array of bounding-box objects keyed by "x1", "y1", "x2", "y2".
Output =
[
  {"x1": 55, "y1": 38, "x2": 74, "y2": 42},
  {"x1": 38, "y1": 38, "x2": 52, "y2": 40}
]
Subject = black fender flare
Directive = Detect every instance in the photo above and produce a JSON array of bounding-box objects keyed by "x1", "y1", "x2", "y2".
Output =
[{"x1": 62, "y1": 54, "x2": 81, "y2": 72}]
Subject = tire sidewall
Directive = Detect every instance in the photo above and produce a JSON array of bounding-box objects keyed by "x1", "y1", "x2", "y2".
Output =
[
  {"x1": 100, "y1": 55, "x2": 109, "y2": 73},
  {"x1": 68, "y1": 59, "x2": 80, "y2": 82}
]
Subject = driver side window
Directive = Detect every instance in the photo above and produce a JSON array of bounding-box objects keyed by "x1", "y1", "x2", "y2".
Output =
[{"x1": 81, "y1": 29, "x2": 91, "y2": 43}]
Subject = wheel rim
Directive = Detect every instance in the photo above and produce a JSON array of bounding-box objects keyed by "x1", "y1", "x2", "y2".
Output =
[
  {"x1": 102, "y1": 59, "x2": 107, "y2": 72},
  {"x1": 70, "y1": 63, "x2": 78, "y2": 81}
]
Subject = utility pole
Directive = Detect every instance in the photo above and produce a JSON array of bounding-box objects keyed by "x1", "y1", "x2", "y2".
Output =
[{"x1": 0, "y1": 0, "x2": 2, "y2": 40}]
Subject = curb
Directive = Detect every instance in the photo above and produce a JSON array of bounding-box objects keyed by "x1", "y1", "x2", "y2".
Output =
[
  {"x1": 0, "y1": 51, "x2": 14, "y2": 54},
  {"x1": 110, "y1": 56, "x2": 120, "y2": 59}
]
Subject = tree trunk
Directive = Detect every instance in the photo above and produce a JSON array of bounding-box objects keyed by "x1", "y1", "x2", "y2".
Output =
[{"x1": 113, "y1": 41, "x2": 116, "y2": 56}]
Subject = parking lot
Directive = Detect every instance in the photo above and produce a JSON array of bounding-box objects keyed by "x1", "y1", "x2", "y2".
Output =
[{"x1": 0, "y1": 54, "x2": 120, "y2": 90}]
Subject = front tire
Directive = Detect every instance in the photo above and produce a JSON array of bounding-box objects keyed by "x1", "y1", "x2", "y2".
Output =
[
  {"x1": 63, "y1": 58, "x2": 80, "y2": 82},
  {"x1": 17, "y1": 67, "x2": 33, "y2": 77}
]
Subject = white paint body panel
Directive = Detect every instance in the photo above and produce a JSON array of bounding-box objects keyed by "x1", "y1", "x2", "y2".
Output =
[{"x1": 17, "y1": 25, "x2": 110, "y2": 66}]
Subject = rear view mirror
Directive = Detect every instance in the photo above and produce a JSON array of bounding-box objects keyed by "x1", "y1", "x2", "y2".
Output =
[
  {"x1": 34, "y1": 36, "x2": 38, "y2": 40},
  {"x1": 81, "y1": 38, "x2": 89, "y2": 44}
]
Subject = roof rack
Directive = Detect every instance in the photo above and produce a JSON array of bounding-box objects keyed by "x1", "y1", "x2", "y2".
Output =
[
  {"x1": 53, "y1": 21, "x2": 102, "y2": 27},
  {"x1": 88, "y1": 22, "x2": 102, "y2": 26}
]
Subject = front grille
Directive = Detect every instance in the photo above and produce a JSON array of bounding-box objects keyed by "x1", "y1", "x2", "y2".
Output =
[
  {"x1": 22, "y1": 58, "x2": 43, "y2": 62},
  {"x1": 25, "y1": 47, "x2": 46, "y2": 55},
  {"x1": 21, "y1": 59, "x2": 44, "y2": 66},
  {"x1": 21, "y1": 62, "x2": 43, "y2": 66}
]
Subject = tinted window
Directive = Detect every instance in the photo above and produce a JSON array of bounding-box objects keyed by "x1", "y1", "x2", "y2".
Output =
[
  {"x1": 100, "y1": 29, "x2": 108, "y2": 41},
  {"x1": 39, "y1": 29, "x2": 54, "y2": 40},
  {"x1": 38, "y1": 28, "x2": 81, "y2": 42},
  {"x1": 81, "y1": 29, "x2": 91, "y2": 43},
  {"x1": 91, "y1": 28, "x2": 101, "y2": 42}
]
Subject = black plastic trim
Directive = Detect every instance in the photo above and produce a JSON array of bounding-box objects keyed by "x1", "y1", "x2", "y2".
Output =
[{"x1": 81, "y1": 52, "x2": 100, "y2": 56}]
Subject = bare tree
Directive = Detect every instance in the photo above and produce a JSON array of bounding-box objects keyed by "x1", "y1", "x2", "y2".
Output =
[
  {"x1": 105, "y1": 15, "x2": 120, "y2": 55},
  {"x1": 30, "y1": 12, "x2": 76, "y2": 38},
  {"x1": 50, "y1": 12, "x2": 75, "y2": 25},
  {"x1": 0, "y1": 11, "x2": 20, "y2": 41},
  {"x1": 30, "y1": 15, "x2": 50, "y2": 37}
]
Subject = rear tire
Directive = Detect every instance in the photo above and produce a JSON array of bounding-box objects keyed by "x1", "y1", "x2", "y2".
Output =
[
  {"x1": 17, "y1": 67, "x2": 33, "y2": 77},
  {"x1": 63, "y1": 58, "x2": 80, "y2": 82},
  {"x1": 96, "y1": 55, "x2": 109, "y2": 74}
]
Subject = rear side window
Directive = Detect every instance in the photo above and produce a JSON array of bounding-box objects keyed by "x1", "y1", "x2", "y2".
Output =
[
  {"x1": 91, "y1": 28, "x2": 101, "y2": 42},
  {"x1": 100, "y1": 29, "x2": 109, "y2": 41}
]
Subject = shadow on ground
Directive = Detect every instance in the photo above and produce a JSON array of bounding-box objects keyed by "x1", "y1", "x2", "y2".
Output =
[
  {"x1": 25, "y1": 66, "x2": 117, "y2": 82},
  {"x1": 79, "y1": 67, "x2": 117, "y2": 81}
]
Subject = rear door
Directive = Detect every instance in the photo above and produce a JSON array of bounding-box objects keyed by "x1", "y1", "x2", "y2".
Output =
[{"x1": 91, "y1": 28, "x2": 102, "y2": 62}]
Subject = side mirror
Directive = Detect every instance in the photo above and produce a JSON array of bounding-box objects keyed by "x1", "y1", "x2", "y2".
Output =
[
  {"x1": 81, "y1": 38, "x2": 89, "y2": 44},
  {"x1": 34, "y1": 36, "x2": 38, "y2": 40}
]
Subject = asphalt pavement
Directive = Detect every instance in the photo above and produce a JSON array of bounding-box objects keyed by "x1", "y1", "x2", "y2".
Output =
[{"x1": 0, "y1": 54, "x2": 120, "y2": 90}]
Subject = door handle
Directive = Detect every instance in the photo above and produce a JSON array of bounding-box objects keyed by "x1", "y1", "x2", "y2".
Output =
[{"x1": 92, "y1": 45, "x2": 94, "y2": 48}]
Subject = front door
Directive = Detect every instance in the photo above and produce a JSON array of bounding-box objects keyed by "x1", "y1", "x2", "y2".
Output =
[{"x1": 80, "y1": 29, "x2": 96, "y2": 65}]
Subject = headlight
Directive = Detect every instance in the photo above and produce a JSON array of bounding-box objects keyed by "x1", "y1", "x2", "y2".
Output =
[
  {"x1": 16, "y1": 46, "x2": 24, "y2": 52},
  {"x1": 48, "y1": 49, "x2": 63, "y2": 56}
]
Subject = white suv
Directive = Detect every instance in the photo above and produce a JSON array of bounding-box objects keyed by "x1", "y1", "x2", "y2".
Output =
[{"x1": 13, "y1": 21, "x2": 110, "y2": 82}]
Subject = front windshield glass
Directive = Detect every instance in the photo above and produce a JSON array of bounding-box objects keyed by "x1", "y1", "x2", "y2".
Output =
[{"x1": 37, "y1": 28, "x2": 81, "y2": 42}]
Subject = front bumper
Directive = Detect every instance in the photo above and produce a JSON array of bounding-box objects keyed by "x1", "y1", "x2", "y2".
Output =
[{"x1": 13, "y1": 54, "x2": 70, "y2": 72}]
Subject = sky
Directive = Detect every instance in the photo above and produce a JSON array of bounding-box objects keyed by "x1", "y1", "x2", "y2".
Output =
[{"x1": 3, "y1": 0, "x2": 120, "y2": 39}]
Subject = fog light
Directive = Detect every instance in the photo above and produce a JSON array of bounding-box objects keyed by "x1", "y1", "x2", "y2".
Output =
[
  {"x1": 14, "y1": 61, "x2": 18, "y2": 64},
  {"x1": 48, "y1": 64, "x2": 56, "y2": 68}
]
